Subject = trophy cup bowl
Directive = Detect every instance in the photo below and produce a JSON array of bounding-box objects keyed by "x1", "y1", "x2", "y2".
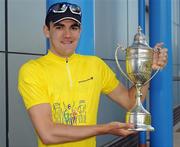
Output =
[
  {"x1": 115, "y1": 26, "x2": 159, "y2": 131},
  {"x1": 126, "y1": 48, "x2": 153, "y2": 84}
]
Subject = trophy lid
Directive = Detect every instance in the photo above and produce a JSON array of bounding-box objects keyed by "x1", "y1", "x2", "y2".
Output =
[{"x1": 129, "y1": 26, "x2": 152, "y2": 49}]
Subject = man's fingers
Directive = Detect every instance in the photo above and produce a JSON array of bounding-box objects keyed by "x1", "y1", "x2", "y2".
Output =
[
  {"x1": 152, "y1": 46, "x2": 168, "y2": 70},
  {"x1": 116, "y1": 122, "x2": 134, "y2": 129},
  {"x1": 154, "y1": 42, "x2": 164, "y2": 49},
  {"x1": 109, "y1": 122, "x2": 134, "y2": 129},
  {"x1": 115, "y1": 129, "x2": 136, "y2": 137},
  {"x1": 108, "y1": 122, "x2": 137, "y2": 136}
]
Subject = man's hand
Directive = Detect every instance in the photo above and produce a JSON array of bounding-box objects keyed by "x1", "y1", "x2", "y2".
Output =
[
  {"x1": 152, "y1": 42, "x2": 168, "y2": 70},
  {"x1": 106, "y1": 122, "x2": 136, "y2": 137}
]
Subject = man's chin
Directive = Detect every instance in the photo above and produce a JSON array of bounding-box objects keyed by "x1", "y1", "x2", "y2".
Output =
[{"x1": 62, "y1": 51, "x2": 75, "y2": 58}]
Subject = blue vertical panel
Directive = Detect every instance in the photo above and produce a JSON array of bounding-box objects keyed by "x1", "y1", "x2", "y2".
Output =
[
  {"x1": 46, "y1": 0, "x2": 94, "y2": 55},
  {"x1": 149, "y1": 0, "x2": 173, "y2": 147},
  {"x1": 77, "y1": 0, "x2": 94, "y2": 55},
  {"x1": 138, "y1": 0, "x2": 145, "y2": 32},
  {"x1": 138, "y1": 0, "x2": 146, "y2": 146}
]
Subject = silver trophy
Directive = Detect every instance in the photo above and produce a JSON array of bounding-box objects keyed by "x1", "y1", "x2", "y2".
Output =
[{"x1": 115, "y1": 26, "x2": 159, "y2": 131}]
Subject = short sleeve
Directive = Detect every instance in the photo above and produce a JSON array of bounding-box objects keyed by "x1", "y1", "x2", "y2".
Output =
[
  {"x1": 18, "y1": 60, "x2": 49, "y2": 109},
  {"x1": 97, "y1": 58, "x2": 119, "y2": 94}
]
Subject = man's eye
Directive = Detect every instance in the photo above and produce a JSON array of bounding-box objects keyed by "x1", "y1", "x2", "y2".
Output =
[
  {"x1": 55, "y1": 26, "x2": 63, "y2": 29},
  {"x1": 71, "y1": 26, "x2": 79, "y2": 30}
]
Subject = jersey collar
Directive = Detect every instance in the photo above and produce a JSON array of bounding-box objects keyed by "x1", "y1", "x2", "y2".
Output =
[{"x1": 47, "y1": 50, "x2": 78, "y2": 62}]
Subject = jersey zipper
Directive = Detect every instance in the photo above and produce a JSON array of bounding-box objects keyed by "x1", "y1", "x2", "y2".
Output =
[{"x1": 66, "y1": 58, "x2": 73, "y2": 88}]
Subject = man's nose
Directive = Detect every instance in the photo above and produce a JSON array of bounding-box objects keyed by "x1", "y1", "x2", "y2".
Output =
[{"x1": 64, "y1": 29, "x2": 71, "y2": 37}]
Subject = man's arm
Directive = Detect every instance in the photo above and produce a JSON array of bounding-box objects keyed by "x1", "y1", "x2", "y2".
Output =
[
  {"x1": 108, "y1": 82, "x2": 149, "y2": 110},
  {"x1": 28, "y1": 103, "x2": 135, "y2": 145}
]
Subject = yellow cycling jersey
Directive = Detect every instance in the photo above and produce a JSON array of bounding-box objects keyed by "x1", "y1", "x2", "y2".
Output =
[{"x1": 18, "y1": 50, "x2": 119, "y2": 147}]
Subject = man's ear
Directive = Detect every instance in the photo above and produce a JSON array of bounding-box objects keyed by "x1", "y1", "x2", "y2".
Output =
[{"x1": 43, "y1": 25, "x2": 50, "y2": 38}]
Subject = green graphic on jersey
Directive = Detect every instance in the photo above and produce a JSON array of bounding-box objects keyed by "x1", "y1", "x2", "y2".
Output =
[{"x1": 53, "y1": 100, "x2": 86, "y2": 125}]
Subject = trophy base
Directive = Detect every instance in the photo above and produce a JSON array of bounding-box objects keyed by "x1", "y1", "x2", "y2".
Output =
[
  {"x1": 128, "y1": 124, "x2": 154, "y2": 131},
  {"x1": 126, "y1": 111, "x2": 154, "y2": 132}
]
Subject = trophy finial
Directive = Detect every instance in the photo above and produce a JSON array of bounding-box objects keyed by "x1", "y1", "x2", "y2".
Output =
[
  {"x1": 138, "y1": 26, "x2": 142, "y2": 33},
  {"x1": 132, "y1": 26, "x2": 150, "y2": 48}
]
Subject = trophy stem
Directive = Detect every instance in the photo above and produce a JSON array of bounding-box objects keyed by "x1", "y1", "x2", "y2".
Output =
[
  {"x1": 134, "y1": 83, "x2": 149, "y2": 114},
  {"x1": 135, "y1": 84, "x2": 142, "y2": 107}
]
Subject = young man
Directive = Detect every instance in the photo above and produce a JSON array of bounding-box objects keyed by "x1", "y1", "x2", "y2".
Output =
[{"x1": 18, "y1": 2, "x2": 168, "y2": 147}]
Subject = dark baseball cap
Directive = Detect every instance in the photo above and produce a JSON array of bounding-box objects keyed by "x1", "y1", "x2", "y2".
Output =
[{"x1": 45, "y1": 2, "x2": 82, "y2": 26}]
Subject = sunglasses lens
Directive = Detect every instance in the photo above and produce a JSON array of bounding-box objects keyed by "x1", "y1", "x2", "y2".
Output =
[
  {"x1": 70, "y1": 5, "x2": 81, "y2": 14},
  {"x1": 48, "y1": 3, "x2": 81, "y2": 15},
  {"x1": 52, "y1": 4, "x2": 67, "y2": 12},
  {"x1": 60, "y1": 4, "x2": 67, "y2": 11}
]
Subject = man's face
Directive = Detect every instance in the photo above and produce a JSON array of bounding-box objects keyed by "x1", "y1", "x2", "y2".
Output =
[{"x1": 44, "y1": 19, "x2": 81, "y2": 58}]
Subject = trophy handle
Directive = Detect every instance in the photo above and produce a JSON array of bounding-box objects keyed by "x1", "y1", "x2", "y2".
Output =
[
  {"x1": 144, "y1": 47, "x2": 161, "y2": 85},
  {"x1": 144, "y1": 69, "x2": 159, "y2": 85},
  {"x1": 115, "y1": 44, "x2": 135, "y2": 84}
]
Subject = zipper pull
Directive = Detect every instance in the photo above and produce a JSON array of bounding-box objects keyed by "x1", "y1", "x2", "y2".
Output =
[{"x1": 66, "y1": 57, "x2": 68, "y2": 63}]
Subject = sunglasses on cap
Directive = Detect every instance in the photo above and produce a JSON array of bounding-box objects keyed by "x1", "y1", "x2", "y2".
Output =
[{"x1": 48, "y1": 2, "x2": 81, "y2": 15}]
